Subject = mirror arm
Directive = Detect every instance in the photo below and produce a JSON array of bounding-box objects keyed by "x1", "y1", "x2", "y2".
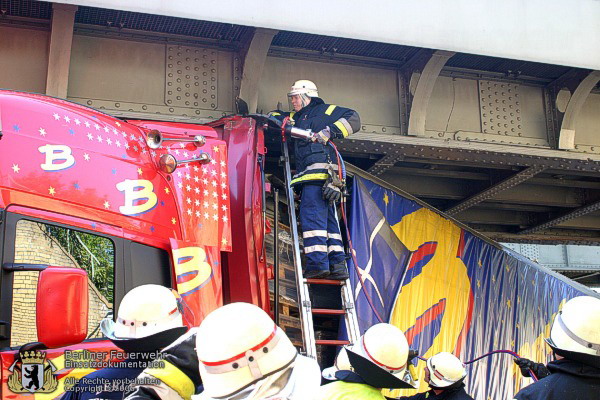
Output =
[{"x1": 2, "y1": 263, "x2": 48, "y2": 272}]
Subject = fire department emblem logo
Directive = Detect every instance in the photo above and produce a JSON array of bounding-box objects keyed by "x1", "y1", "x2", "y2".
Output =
[{"x1": 7, "y1": 350, "x2": 58, "y2": 393}]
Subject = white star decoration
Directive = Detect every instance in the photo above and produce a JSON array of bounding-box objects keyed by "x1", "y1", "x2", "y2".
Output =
[{"x1": 156, "y1": 146, "x2": 231, "y2": 244}]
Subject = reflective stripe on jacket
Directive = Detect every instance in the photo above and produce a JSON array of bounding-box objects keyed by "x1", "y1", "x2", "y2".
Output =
[{"x1": 125, "y1": 329, "x2": 200, "y2": 400}]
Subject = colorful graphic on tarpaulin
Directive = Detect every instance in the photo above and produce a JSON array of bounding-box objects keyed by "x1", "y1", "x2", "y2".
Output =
[
  {"x1": 348, "y1": 178, "x2": 412, "y2": 329},
  {"x1": 348, "y1": 175, "x2": 592, "y2": 399}
]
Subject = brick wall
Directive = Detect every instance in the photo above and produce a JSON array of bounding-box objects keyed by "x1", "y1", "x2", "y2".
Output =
[{"x1": 10, "y1": 220, "x2": 112, "y2": 347}]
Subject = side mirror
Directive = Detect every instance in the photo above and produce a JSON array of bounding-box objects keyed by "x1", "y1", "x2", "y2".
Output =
[{"x1": 36, "y1": 267, "x2": 89, "y2": 348}]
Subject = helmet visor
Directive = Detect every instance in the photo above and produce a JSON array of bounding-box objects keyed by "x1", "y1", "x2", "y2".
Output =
[{"x1": 288, "y1": 93, "x2": 311, "y2": 112}]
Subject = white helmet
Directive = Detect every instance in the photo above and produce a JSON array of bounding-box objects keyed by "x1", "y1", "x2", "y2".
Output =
[
  {"x1": 288, "y1": 79, "x2": 319, "y2": 98},
  {"x1": 425, "y1": 352, "x2": 467, "y2": 389},
  {"x1": 354, "y1": 323, "x2": 409, "y2": 374},
  {"x1": 342, "y1": 323, "x2": 416, "y2": 389},
  {"x1": 196, "y1": 303, "x2": 301, "y2": 399},
  {"x1": 100, "y1": 284, "x2": 186, "y2": 352},
  {"x1": 547, "y1": 296, "x2": 600, "y2": 357}
]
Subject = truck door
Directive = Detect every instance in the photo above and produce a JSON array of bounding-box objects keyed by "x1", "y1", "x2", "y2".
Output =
[{"x1": 0, "y1": 210, "x2": 124, "y2": 398}]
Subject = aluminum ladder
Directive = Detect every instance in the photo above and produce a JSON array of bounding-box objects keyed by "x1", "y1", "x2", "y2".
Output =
[{"x1": 278, "y1": 136, "x2": 361, "y2": 359}]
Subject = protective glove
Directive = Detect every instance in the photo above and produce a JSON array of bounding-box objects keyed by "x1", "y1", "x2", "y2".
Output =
[
  {"x1": 322, "y1": 181, "x2": 342, "y2": 204},
  {"x1": 513, "y1": 357, "x2": 551, "y2": 379},
  {"x1": 407, "y1": 350, "x2": 419, "y2": 364},
  {"x1": 322, "y1": 164, "x2": 344, "y2": 205},
  {"x1": 311, "y1": 126, "x2": 332, "y2": 145}
]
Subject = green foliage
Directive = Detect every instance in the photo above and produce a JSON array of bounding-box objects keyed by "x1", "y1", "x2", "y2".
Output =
[{"x1": 43, "y1": 224, "x2": 115, "y2": 302}]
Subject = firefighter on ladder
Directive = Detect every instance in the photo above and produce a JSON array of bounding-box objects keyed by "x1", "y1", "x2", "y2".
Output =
[{"x1": 271, "y1": 80, "x2": 361, "y2": 280}]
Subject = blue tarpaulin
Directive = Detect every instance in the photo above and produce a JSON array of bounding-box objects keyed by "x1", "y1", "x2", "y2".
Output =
[{"x1": 348, "y1": 175, "x2": 597, "y2": 399}]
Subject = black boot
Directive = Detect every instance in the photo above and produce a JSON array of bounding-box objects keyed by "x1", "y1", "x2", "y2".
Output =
[
  {"x1": 328, "y1": 262, "x2": 349, "y2": 280},
  {"x1": 304, "y1": 269, "x2": 331, "y2": 279}
]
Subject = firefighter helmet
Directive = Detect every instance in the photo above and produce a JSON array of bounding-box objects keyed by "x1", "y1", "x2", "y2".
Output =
[
  {"x1": 100, "y1": 284, "x2": 186, "y2": 352},
  {"x1": 425, "y1": 352, "x2": 467, "y2": 389},
  {"x1": 287, "y1": 80, "x2": 318, "y2": 111},
  {"x1": 288, "y1": 79, "x2": 319, "y2": 98},
  {"x1": 195, "y1": 302, "x2": 319, "y2": 399},
  {"x1": 547, "y1": 296, "x2": 600, "y2": 357},
  {"x1": 344, "y1": 323, "x2": 415, "y2": 389},
  {"x1": 355, "y1": 323, "x2": 409, "y2": 374}
]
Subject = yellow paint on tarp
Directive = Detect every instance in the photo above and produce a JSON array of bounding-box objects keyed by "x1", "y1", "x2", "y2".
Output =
[{"x1": 386, "y1": 207, "x2": 471, "y2": 397}]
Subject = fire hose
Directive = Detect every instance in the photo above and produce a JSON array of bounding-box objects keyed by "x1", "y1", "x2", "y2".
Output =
[{"x1": 418, "y1": 350, "x2": 540, "y2": 381}]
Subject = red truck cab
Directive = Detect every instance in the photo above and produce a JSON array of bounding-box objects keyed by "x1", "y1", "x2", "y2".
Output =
[{"x1": 0, "y1": 90, "x2": 269, "y2": 398}]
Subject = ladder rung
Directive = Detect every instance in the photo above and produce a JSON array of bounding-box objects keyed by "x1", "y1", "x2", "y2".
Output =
[
  {"x1": 305, "y1": 278, "x2": 345, "y2": 285},
  {"x1": 312, "y1": 308, "x2": 346, "y2": 315},
  {"x1": 316, "y1": 339, "x2": 351, "y2": 346}
]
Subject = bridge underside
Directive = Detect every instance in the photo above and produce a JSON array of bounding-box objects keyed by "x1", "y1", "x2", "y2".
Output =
[{"x1": 2, "y1": 0, "x2": 600, "y2": 244}]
